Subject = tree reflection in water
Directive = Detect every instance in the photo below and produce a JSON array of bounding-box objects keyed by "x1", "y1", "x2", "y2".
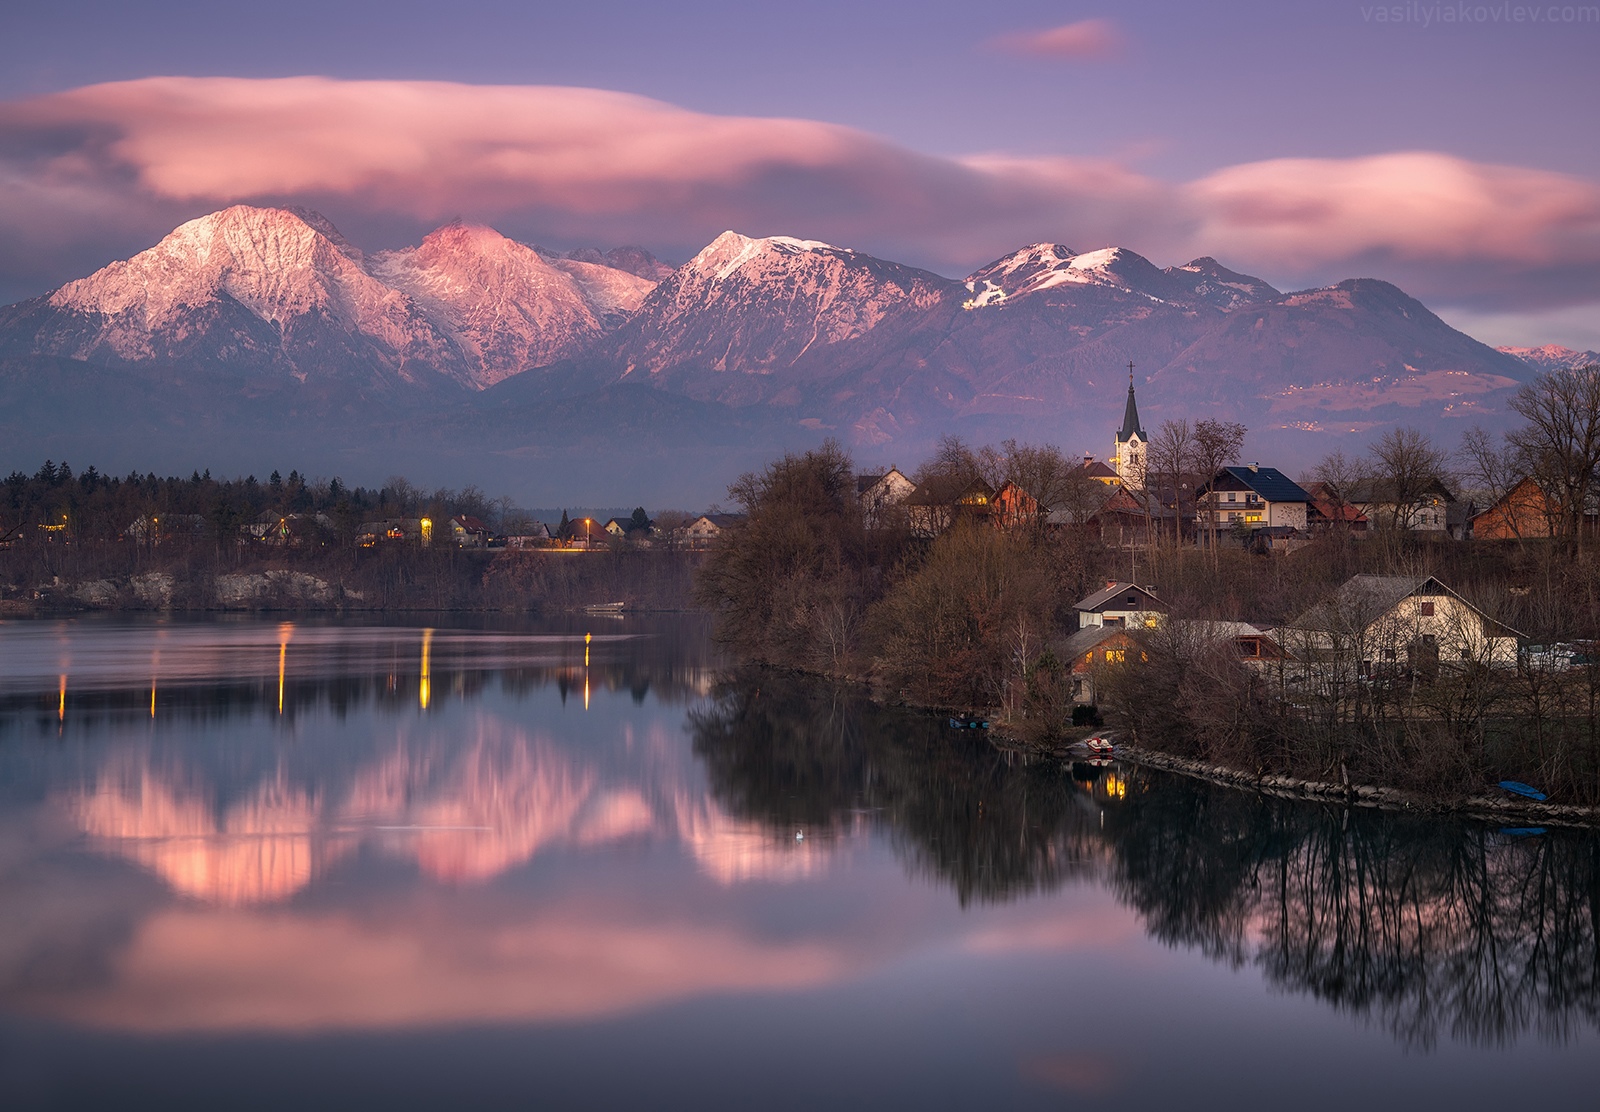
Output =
[{"x1": 691, "y1": 669, "x2": 1600, "y2": 1050}]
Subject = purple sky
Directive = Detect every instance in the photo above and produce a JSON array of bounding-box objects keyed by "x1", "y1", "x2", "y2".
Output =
[{"x1": 4, "y1": 0, "x2": 1598, "y2": 347}]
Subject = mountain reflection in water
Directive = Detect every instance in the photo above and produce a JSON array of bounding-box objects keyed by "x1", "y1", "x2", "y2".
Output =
[{"x1": 0, "y1": 618, "x2": 1597, "y2": 1065}]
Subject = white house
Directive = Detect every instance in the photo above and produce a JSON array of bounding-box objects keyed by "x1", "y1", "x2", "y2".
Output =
[
  {"x1": 1073, "y1": 581, "x2": 1167, "y2": 631},
  {"x1": 1282, "y1": 574, "x2": 1520, "y2": 675},
  {"x1": 684, "y1": 513, "x2": 746, "y2": 548},
  {"x1": 856, "y1": 468, "x2": 916, "y2": 525},
  {"x1": 1198, "y1": 465, "x2": 1311, "y2": 535}
]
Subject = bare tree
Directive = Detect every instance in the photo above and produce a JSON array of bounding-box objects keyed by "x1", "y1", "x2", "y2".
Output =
[
  {"x1": 994, "y1": 440, "x2": 1075, "y2": 513},
  {"x1": 1456, "y1": 427, "x2": 1529, "y2": 539},
  {"x1": 1368, "y1": 427, "x2": 1449, "y2": 530},
  {"x1": 1309, "y1": 448, "x2": 1370, "y2": 534},
  {"x1": 1507, "y1": 364, "x2": 1600, "y2": 547},
  {"x1": 1149, "y1": 420, "x2": 1196, "y2": 544},
  {"x1": 1192, "y1": 419, "x2": 1247, "y2": 547}
]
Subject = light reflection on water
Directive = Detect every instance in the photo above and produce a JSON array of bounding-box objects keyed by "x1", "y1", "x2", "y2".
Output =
[{"x1": 1, "y1": 615, "x2": 1599, "y2": 1110}]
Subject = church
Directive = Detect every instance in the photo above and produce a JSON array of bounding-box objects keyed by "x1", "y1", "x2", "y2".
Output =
[{"x1": 1112, "y1": 363, "x2": 1147, "y2": 490}]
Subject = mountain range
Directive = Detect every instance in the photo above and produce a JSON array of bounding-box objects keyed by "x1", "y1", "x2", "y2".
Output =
[{"x1": 0, "y1": 204, "x2": 1561, "y2": 504}]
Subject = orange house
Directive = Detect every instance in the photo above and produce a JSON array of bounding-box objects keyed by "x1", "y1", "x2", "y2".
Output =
[
  {"x1": 1472, "y1": 478, "x2": 1557, "y2": 539},
  {"x1": 991, "y1": 481, "x2": 1040, "y2": 529}
]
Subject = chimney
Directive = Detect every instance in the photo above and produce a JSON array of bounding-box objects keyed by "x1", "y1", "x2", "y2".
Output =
[{"x1": 1249, "y1": 462, "x2": 1259, "y2": 472}]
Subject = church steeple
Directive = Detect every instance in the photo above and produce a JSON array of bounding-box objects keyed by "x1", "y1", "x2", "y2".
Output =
[
  {"x1": 1116, "y1": 361, "x2": 1146, "y2": 444},
  {"x1": 1112, "y1": 361, "x2": 1147, "y2": 489}
]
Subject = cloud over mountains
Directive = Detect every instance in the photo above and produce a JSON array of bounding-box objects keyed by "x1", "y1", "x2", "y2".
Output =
[{"x1": 2, "y1": 76, "x2": 1598, "y2": 319}]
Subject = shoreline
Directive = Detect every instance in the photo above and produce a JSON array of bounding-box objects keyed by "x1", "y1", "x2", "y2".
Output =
[{"x1": 1114, "y1": 743, "x2": 1600, "y2": 829}]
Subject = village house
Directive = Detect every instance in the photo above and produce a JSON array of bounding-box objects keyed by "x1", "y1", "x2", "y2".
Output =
[
  {"x1": 1079, "y1": 455, "x2": 1121, "y2": 486},
  {"x1": 127, "y1": 513, "x2": 207, "y2": 544},
  {"x1": 1168, "y1": 619, "x2": 1291, "y2": 668},
  {"x1": 1472, "y1": 477, "x2": 1559, "y2": 539},
  {"x1": 903, "y1": 479, "x2": 993, "y2": 537},
  {"x1": 1073, "y1": 581, "x2": 1166, "y2": 631},
  {"x1": 1280, "y1": 574, "x2": 1521, "y2": 679},
  {"x1": 356, "y1": 517, "x2": 429, "y2": 546},
  {"x1": 248, "y1": 511, "x2": 334, "y2": 546},
  {"x1": 1197, "y1": 465, "x2": 1311, "y2": 538},
  {"x1": 683, "y1": 513, "x2": 746, "y2": 549},
  {"x1": 504, "y1": 522, "x2": 552, "y2": 549},
  {"x1": 991, "y1": 481, "x2": 1040, "y2": 530},
  {"x1": 1346, "y1": 478, "x2": 1457, "y2": 534},
  {"x1": 1302, "y1": 481, "x2": 1370, "y2": 534},
  {"x1": 448, "y1": 514, "x2": 490, "y2": 547},
  {"x1": 856, "y1": 467, "x2": 916, "y2": 526},
  {"x1": 1047, "y1": 484, "x2": 1165, "y2": 548},
  {"x1": 1058, "y1": 624, "x2": 1146, "y2": 707}
]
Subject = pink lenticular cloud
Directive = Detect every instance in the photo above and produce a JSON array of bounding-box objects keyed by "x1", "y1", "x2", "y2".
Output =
[
  {"x1": 1, "y1": 76, "x2": 1599, "y2": 313},
  {"x1": 989, "y1": 18, "x2": 1127, "y2": 61},
  {"x1": 1190, "y1": 152, "x2": 1600, "y2": 269}
]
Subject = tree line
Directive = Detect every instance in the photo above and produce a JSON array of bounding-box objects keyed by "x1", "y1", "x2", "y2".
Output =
[{"x1": 0, "y1": 461, "x2": 510, "y2": 545}]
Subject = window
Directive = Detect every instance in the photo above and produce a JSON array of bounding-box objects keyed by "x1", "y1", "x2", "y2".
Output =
[
  {"x1": 1228, "y1": 492, "x2": 1237, "y2": 502},
  {"x1": 1419, "y1": 601, "x2": 1435, "y2": 616}
]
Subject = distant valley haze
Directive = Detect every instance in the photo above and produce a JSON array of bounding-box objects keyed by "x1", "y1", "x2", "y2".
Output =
[{"x1": 1, "y1": 0, "x2": 1596, "y2": 506}]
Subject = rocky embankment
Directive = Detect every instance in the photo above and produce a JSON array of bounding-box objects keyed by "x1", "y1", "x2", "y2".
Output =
[
  {"x1": 3, "y1": 570, "x2": 363, "y2": 613},
  {"x1": 1119, "y1": 744, "x2": 1600, "y2": 829}
]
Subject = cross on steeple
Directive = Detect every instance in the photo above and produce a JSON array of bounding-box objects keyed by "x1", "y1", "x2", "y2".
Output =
[{"x1": 1127, "y1": 360, "x2": 1135, "y2": 384}]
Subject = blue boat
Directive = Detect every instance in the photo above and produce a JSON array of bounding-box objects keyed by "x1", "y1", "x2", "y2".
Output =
[
  {"x1": 1498, "y1": 780, "x2": 1548, "y2": 802},
  {"x1": 948, "y1": 716, "x2": 990, "y2": 730}
]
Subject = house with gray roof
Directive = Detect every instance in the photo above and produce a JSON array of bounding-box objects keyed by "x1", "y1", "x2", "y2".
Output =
[{"x1": 1282, "y1": 574, "x2": 1520, "y2": 676}]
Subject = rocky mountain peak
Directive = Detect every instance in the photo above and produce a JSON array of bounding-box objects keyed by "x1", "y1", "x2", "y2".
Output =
[
  {"x1": 49, "y1": 205, "x2": 370, "y2": 330},
  {"x1": 1498, "y1": 344, "x2": 1600, "y2": 372},
  {"x1": 372, "y1": 222, "x2": 654, "y2": 388}
]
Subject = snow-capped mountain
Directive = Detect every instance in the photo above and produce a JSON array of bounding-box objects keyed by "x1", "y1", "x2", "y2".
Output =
[
  {"x1": 371, "y1": 223, "x2": 653, "y2": 389},
  {"x1": 611, "y1": 231, "x2": 956, "y2": 381},
  {"x1": 962, "y1": 244, "x2": 1280, "y2": 310},
  {"x1": 0, "y1": 206, "x2": 662, "y2": 393},
  {"x1": 16, "y1": 206, "x2": 467, "y2": 390},
  {"x1": 0, "y1": 207, "x2": 1544, "y2": 493},
  {"x1": 1499, "y1": 345, "x2": 1600, "y2": 373}
]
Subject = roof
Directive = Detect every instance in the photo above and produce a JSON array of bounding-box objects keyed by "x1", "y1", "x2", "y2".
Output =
[
  {"x1": 1116, "y1": 381, "x2": 1146, "y2": 443},
  {"x1": 1347, "y1": 477, "x2": 1457, "y2": 505},
  {"x1": 1291, "y1": 574, "x2": 1523, "y2": 637},
  {"x1": 1206, "y1": 466, "x2": 1312, "y2": 504},
  {"x1": 451, "y1": 515, "x2": 488, "y2": 532},
  {"x1": 1081, "y1": 459, "x2": 1119, "y2": 480},
  {"x1": 1074, "y1": 581, "x2": 1165, "y2": 613},
  {"x1": 855, "y1": 472, "x2": 886, "y2": 494},
  {"x1": 692, "y1": 513, "x2": 746, "y2": 529},
  {"x1": 1058, "y1": 625, "x2": 1132, "y2": 662}
]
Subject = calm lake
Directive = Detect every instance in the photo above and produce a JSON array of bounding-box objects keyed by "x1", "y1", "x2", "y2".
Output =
[{"x1": 1, "y1": 614, "x2": 1598, "y2": 1110}]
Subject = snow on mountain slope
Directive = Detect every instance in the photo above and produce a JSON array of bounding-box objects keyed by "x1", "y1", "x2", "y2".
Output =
[
  {"x1": 1165, "y1": 257, "x2": 1281, "y2": 310},
  {"x1": 1499, "y1": 344, "x2": 1600, "y2": 373},
  {"x1": 45, "y1": 206, "x2": 463, "y2": 385},
  {"x1": 372, "y1": 223, "x2": 653, "y2": 388},
  {"x1": 963, "y1": 244, "x2": 1278, "y2": 311},
  {"x1": 615, "y1": 231, "x2": 958, "y2": 377}
]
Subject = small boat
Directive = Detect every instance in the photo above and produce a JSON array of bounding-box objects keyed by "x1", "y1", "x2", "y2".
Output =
[
  {"x1": 584, "y1": 601, "x2": 626, "y2": 613},
  {"x1": 948, "y1": 715, "x2": 991, "y2": 730},
  {"x1": 1085, "y1": 736, "x2": 1115, "y2": 756},
  {"x1": 1497, "y1": 780, "x2": 1548, "y2": 802}
]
